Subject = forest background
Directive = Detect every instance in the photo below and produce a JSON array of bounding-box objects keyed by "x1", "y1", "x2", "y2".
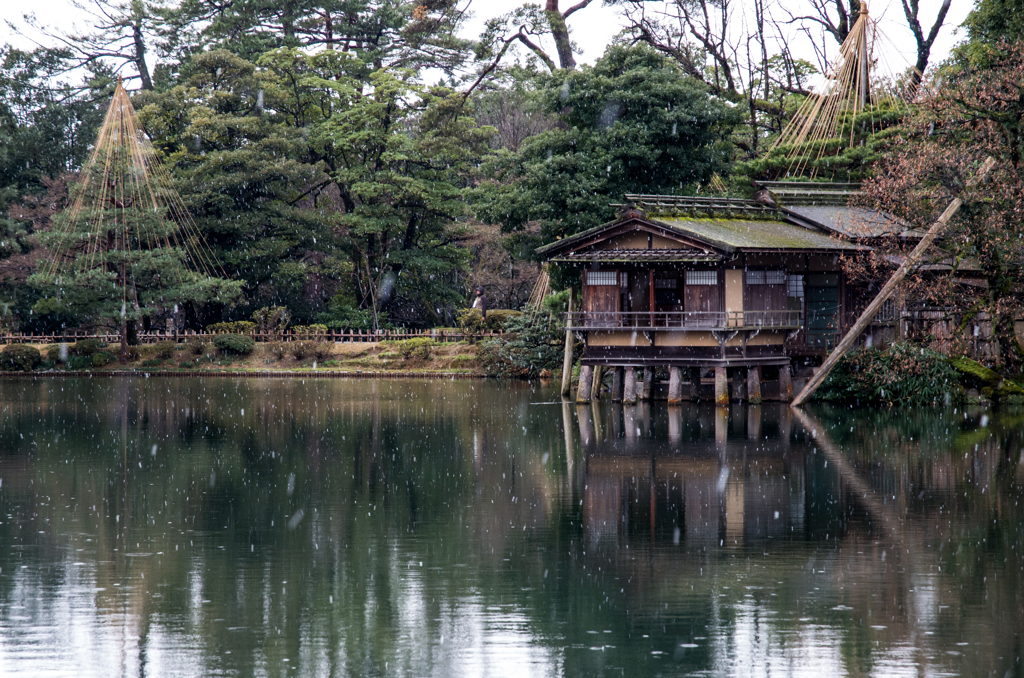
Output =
[{"x1": 0, "y1": 0, "x2": 1020, "y2": 354}]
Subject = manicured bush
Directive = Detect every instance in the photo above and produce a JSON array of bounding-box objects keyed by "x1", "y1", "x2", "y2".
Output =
[
  {"x1": 206, "y1": 321, "x2": 257, "y2": 334},
  {"x1": 816, "y1": 342, "x2": 963, "y2": 406},
  {"x1": 92, "y1": 351, "x2": 115, "y2": 367},
  {"x1": 70, "y1": 338, "x2": 108, "y2": 356},
  {"x1": 152, "y1": 341, "x2": 178, "y2": 360},
  {"x1": 67, "y1": 355, "x2": 92, "y2": 370},
  {"x1": 46, "y1": 344, "x2": 67, "y2": 362},
  {"x1": 291, "y1": 341, "x2": 314, "y2": 360},
  {"x1": 141, "y1": 359, "x2": 164, "y2": 367},
  {"x1": 186, "y1": 338, "x2": 207, "y2": 355},
  {"x1": 457, "y1": 308, "x2": 522, "y2": 333},
  {"x1": 213, "y1": 333, "x2": 255, "y2": 355},
  {"x1": 380, "y1": 337, "x2": 436, "y2": 360},
  {"x1": 291, "y1": 324, "x2": 328, "y2": 339},
  {"x1": 266, "y1": 341, "x2": 289, "y2": 360},
  {"x1": 1, "y1": 344, "x2": 41, "y2": 371},
  {"x1": 311, "y1": 342, "x2": 333, "y2": 361}
]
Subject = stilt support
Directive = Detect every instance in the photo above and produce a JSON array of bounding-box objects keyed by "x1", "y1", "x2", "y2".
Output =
[
  {"x1": 639, "y1": 368, "x2": 652, "y2": 401},
  {"x1": 577, "y1": 365, "x2": 593, "y2": 403},
  {"x1": 714, "y1": 367, "x2": 729, "y2": 407},
  {"x1": 668, "y1": 366, "x2": 683, "y2": 405},
  {"x1": 747, "y1": 365, "x2": 762, "y2": 404},
  {"x1": 779, "y1": 364, "x2": 793, "y2": 403},
  {"x1": 623, "y1": 367, "x2": 638, "y2": 405},
  {"x1": 591, "y1": 365, "x2": 604, "y2": 401},
  {"x1": 611, "y1": 367, "x2": 624, "y2": 402}
]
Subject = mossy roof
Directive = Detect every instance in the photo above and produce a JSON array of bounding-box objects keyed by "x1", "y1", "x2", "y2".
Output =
[{"x1": 651, "y1": 217, "x2": 866, "y2": 253}]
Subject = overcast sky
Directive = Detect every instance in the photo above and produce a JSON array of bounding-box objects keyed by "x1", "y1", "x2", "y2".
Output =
[{"x1": 0, "y1": 0, "x2": 974, "y2": 82}]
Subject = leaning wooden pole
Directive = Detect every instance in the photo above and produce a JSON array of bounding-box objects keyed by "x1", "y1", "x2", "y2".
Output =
[
  {"x1": 791, "y1": 156, "x2": 996, "y2": 407},
  {"x1": 560, "y1": 289, "x2": 576, "y2": 397}
]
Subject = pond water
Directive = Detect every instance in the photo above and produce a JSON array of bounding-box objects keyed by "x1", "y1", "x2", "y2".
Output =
[{"x1": 0, "y1": 377, "x2": 1022, "y2": 677}]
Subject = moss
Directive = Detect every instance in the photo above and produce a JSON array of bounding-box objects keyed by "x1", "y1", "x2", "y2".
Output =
[{"x1": 952, "y1": 357, "x2": 1001, "y2": 385}]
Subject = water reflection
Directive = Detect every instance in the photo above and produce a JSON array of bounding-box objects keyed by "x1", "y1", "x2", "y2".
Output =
[{"x1": 0, "y1": 378, "x2": 1021, "y2": 677}]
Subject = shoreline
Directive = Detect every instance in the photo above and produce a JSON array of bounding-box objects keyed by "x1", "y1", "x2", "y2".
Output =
[{"x1": 0, "y1": 369, "x2": 487, "y2": 379}]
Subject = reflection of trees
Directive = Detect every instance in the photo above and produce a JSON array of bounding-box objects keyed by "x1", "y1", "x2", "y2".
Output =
[{"x1": 1, "y1": 379, "x2": 1023, "y2": 676}]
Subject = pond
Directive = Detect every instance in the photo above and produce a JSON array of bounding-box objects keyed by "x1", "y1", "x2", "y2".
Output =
[{"x1": 0, "y1": 377, "x2": 1021, "y2": 677}]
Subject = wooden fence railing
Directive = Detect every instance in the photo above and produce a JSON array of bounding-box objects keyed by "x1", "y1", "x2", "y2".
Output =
[{"x1": 0, "y1": 328, "x2": 500, "y2": 345}]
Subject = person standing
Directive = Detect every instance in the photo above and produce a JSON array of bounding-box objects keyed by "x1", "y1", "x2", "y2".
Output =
[{"x1": 472, "y1": 286, "x2": 488, "y2": 320}]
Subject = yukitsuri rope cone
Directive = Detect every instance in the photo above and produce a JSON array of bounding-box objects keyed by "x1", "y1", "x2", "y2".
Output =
[
  {"x1": 36, "y1": 77, "x2": 228, "y2": 359},
  {"x1": 768, "y1": 3, "x2": 915, "y2": 178}
]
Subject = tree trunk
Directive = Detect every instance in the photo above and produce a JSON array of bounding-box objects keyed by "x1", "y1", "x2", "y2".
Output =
[{"x1": 545, "y1": 1, "x2": 576, "y2": 70}]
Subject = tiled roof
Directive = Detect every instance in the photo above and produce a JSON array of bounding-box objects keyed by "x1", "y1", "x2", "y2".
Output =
[
  {"x1": 550, "y1": 248, "x2": 722, "y2": 263},
  {"x1": 652, "y1": 218, "x2": 867, "y2": 253}
]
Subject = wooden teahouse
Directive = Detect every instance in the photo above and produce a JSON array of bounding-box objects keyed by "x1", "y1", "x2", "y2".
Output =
[{"x1": 538, "y1": 192, "x2": 900, "y2": 405}]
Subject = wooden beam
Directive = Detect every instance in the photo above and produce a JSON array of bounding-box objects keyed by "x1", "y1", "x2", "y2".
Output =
[
  {"x1": 560, "y1": 289, "x2": 575, "y2": 397},
  {"x1": 791, "y1": 156, "x2": 996, "y2": 407}
]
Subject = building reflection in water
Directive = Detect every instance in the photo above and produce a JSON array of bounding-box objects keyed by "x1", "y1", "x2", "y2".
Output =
[{"x1": 576, "y1": 402, "x2": 804, "y2": 548}]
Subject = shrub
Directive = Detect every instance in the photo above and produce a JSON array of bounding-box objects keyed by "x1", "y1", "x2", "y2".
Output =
[
  {"x1": 457, "y1": 308, "x2": 522, "y2": 333},
  {"x1": 291, "y1": 324, "x2": 329, "y2": 339},
  {"x1": 478, "y1": 312, "x2": 571, "y2": 378},
  {"x1": 46, "y1": 344, "x2": 67, "y2": 362},
  {"x1": 178, "y1": 360, "x2": 195, "y2": 368},
  {"x1": 206, "y1": 321, "x2": 257, "y2": 334},
  {"x1": 152, "y1": 341, "x2": 178, "y2": 360},
  {"x1": 186, "y1": 338, "x2": 207, "y2": 355},
  {"x1": 291, "y1": 341, "x2": 314, "y2": 360},
  {"x1": 380, "y1": 337, "x2": 436, "y2": 360},
  {"x1": 252, "y1": 306, "x2": 291, "y2": 336},
  {"x1": 141, "y1": 359, "x2": 164, "y2": 367},
  {"x1": 320, "y1": 359, "x2": 340, "y2": 367},
  {"x1": 213, "y1": 333, "x2": 255, "y2": 355},
  {"x1": 1, "y1": 344, "x2": 41, "y2": 371},
  {"x1": 311, "y1": 342, "x2": 333, "y2": 361},
  {"x1": 92, "y1": 351, "x2": 115, "y2": 367},
  {"x1": 266, "y1": 341, "x2": 289, "y2": 360},
  {"x1": 67, "y1": 355, "x2": 92, "y2": 370},
  {"x1": 816, "y1": 342, "x2": 963, "y2": 406},
  {"x1": 70, "y1": 338, "x2": 107, "y2": 356}
]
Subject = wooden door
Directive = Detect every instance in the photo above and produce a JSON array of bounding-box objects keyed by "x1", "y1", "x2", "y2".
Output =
[
  {"x1": 744, "y1": 269, "x2": 787, "y2": 325},
  {"x1": 684, "y1": 269, "x2": 721, "y2": 327},
  {"x1": 584, "y1": 270, "x2": 620, "y2": 327}
]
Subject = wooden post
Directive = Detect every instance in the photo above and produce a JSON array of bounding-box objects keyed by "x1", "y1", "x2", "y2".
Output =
[
  {"x1": 623, "y1": 367, "x2": 638, "y2": 405},
  {"x1": 577, "y1": 365, "x2": 593, "y2": 403},
  {"x1": 778, "y1": 364, "x2": 793, "y2": 402},
  {"x1": 667, "y1": 366, "x2": 683, "y2": 405},
  {"x1": 640, "y1": 367, "x2": 654, "y2": 401},
  {"x1": 747, "y1": 365, "x2": 762, "y2": 404},
  {"x1": 792, "y1": 156, "x2": 996, "y2": 407},
  {"x1": 714, "y1": 367, "x2": 729, "y2": 406},
  {"x1": 611, "y1": 367, "x2": 624, "y2": 402},
  {"x1": 560, "y1": 290, "x2": 576, "y2": 397},
  {"x1": 591, "y1": 365, "x2": 604, "y2": 401}
]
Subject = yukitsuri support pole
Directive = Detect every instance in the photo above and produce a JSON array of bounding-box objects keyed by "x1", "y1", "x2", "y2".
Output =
[
  {"x1": 560, "y1": 290, "x2": 576, "y2": 397},
  {"x1": 792, "y1": 156, "x2": 997, "y2": 407}
]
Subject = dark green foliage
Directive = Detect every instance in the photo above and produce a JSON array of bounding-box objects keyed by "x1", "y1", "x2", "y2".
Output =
[
  {"x1": 45, "y1": 344, "x2": 64, "y2": 362},
  {"x1": 91, "y1": 351, "x2": 115, "y2": 367},
  {"x1": 471, "y1": 45, "x2": 740, "y2": 245},
  {"x1": 213, "y1": 333, "x2": 255, "y2": 355},
  {"x1": 478, "y1": 312, "x2": 567, "y2": 379},
  {"x1": 1, "y1": 344, "x2": 41, "y2": 371},
  {"x1": 816, "y1": 342, "x2": 963, "y2": 407},
  {"x1": 152, "y1": 341, "x2": 179, "y2": 360},
  {"x1": 378, "y1": 338, "x2": 436, "y2": 360},
  {"x1": 66, "y1": 355, "x2": 92, "y2": 370},
  {"x1": 457, "y1": 309, "x2": 522, "y2": 333},
  {"x1": 207, "y1": 321, "x2": 258, "y2": 334},
  {"x1": 70, "y1": 339, "x2": 108, "y2": 356},
  {"x1": 141, "y1": 359, "x2": 165, "y2": 367}
]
